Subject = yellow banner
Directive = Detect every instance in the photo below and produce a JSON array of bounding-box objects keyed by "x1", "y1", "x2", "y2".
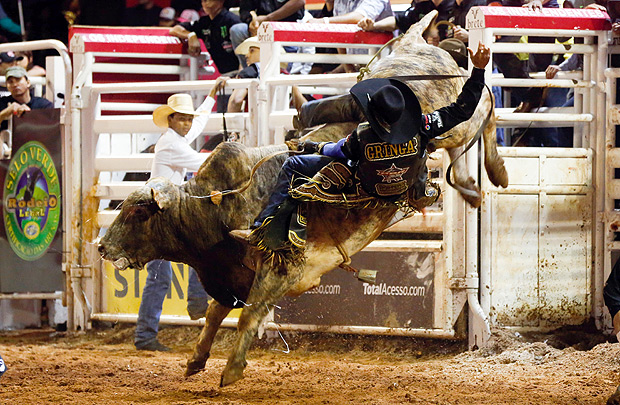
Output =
[{"x1": 104, "y1": 261, "x2": 241, "y2": 318}]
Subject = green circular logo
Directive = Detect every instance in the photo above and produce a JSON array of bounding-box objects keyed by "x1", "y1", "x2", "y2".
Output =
[{"x1": 3, "y1": 141, "x2": 61, "y2": 261}]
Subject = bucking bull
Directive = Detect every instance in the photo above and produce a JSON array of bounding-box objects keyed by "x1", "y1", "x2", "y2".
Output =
[{"x1": 98, "y1": 11, "x2": 508, "y2": 387}]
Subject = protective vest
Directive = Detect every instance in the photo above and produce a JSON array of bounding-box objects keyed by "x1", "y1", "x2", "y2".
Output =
[{"x1": 355, "y1": 122, "x2": 427, "y2": 198}]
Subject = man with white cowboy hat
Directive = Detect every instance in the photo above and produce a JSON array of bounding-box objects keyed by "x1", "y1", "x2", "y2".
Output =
[
  {"x1": 151, "y1": 76, "x2": 227, "y2": 184},
  {"x1": 228, "y1": 36, "x2": 288, "y2": 112},
  {"x1": 135, "y1": 76, "x2": 227, "y2": 351},
  {"x1": 231, "y1": 42, "x2": 491, "y2": 246}
]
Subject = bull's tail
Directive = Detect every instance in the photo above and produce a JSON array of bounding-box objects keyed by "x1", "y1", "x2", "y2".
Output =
[{"x1": 481, "y1": 95, "x2": 509, "y2": 189}]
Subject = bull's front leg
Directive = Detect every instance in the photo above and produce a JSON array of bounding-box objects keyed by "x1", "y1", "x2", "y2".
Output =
[
  {"x1": 447, "y1": 146, "x2": 481, "y2": 208},
  {"x1": 220, "y1": 258, "x2": 304, "y2": 387},
  {"x1": 186, "y1": 300, "x2": 232, "y2": 377}
]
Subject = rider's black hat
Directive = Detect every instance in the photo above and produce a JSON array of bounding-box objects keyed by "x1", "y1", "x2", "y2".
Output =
[{"x1": 350, "y1": 78, "x2": 421, "y2": 145}]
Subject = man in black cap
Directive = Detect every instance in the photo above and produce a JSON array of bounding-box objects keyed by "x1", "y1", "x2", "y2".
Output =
[
  {"x1": 0, "y1": 66, "x2": 53, "y2": 129},
  {"x1": 234, "y1": 42, "x2": 490, "y2": 241}
]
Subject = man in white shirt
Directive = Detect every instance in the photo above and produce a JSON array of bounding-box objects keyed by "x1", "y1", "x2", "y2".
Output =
[
  {"x1": 151, "y1": 78, "x2": 226, "y2": 184},
  {"x1": 135, "y1": 76, "x2": 227, "y2": 351}
]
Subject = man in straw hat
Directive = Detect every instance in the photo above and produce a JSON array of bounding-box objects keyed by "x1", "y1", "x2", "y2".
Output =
[
  {"x1": 150, "y1": 76, "x2": 227, "y2": 184},
  {"x1": 231, "y1": 42, "x2": 490, "y2": 245},
  {"x1": 134, "y1": 76, "x2": 227, "y2": 351}
]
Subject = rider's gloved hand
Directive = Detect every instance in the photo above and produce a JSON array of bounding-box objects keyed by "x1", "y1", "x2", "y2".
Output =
[{"x1": 299, "y1": 141, "x2": 321, "y2": 154}]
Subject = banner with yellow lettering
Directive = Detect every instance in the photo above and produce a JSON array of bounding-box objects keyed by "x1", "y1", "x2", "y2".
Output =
[
  {"x1": 103, "y1": 261, "x2": 241, "y2": 318},
  {"x1": 0, "y1": 109, "x2": 63, "y2": 293}
]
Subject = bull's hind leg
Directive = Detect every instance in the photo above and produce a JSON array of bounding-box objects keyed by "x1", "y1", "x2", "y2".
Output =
[
  {"x1": 220, "y1": 259, "x2": 304, "y2": 387},
  {"x1": 481, "y1": 118, "x2": 508, "y2": 189},
  {"x1": 185, "y1": 301, "x2": 232, "y2": 377},
  {"x1": 447, "y1": 146, "x2": 481, "y2": 208}
]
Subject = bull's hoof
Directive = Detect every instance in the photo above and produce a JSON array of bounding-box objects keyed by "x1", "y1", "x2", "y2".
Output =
[
  {"x1": 608, "y1": 385, "x2": 620, "y2": 405},
  {"x1": 485, "y1": 158, "x2": 509, "y2": 189},
  {"x1": 220, "y1": 364, "x2": 245, "y2": 387},
  {"x1": 457, "y1": 177, "x2": 481, "y2": 208},
  {"x1": 185, "y1": 358, "x2": 207, "y2": 377}
]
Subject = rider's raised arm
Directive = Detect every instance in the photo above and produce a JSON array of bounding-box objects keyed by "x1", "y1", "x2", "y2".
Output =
[{"x1": 421, "y1": 67, "x2": 485, "y2": 139}]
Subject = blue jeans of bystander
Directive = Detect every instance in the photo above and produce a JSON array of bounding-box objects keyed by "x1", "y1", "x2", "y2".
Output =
[{"x1": 134, "y1": 260, "x2": 209, "y2": 348}]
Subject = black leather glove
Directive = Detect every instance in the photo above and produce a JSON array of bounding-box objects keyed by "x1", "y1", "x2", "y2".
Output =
[{"x1": 300, "y1": 141, "x2": 320, "y2": 154}]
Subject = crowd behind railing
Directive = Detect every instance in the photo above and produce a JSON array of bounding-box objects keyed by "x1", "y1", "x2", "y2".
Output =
[{"x1": 0, "y1": 0, "x2": 616, "y2": 145}]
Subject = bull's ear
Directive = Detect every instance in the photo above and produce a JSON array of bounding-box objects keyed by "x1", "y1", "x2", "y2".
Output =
[{"x1": 151, "y1": 187, "x2": 173, "y2": 210}]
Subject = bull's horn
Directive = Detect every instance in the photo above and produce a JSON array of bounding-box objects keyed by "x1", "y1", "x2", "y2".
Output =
[
  {"x1": 151, "y1": 187, "x2": 173, "y2": 210},
  {"x1": 399, "y1": 10, "x2": 438, "y2": 47}
]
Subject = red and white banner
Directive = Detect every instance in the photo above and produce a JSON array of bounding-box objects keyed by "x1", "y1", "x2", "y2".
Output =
[
  {"x1": 69, "y1": 26, "x2": 184, "y2": 54},
  {"x1": 466, "y1": 6, "x2": 611, "y2": 31},
  {"x1": 258, "y1": 21, "x2": 393, "y2": 45}
]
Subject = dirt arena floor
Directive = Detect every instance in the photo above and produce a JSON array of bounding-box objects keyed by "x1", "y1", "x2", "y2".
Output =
[{"x1": 1, "y1": 323, "x2": 619, "y2": 404}]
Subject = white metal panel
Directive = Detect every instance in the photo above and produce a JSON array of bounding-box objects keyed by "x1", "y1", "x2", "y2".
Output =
[
  {"x1": 502, "y1": 156, "x2": 539, "y2": 185},
  {"x1": 490, "y1": 194, "x2": 540, "y2": 326},
  {"x1": 538, "y1": 194, "x2": 591, "y2": 326},
  {"x1": 95, "y1": 154, "x2": 154, "y2": 172},
  {"x1": 542, "y1": 157, "x2": 591, "y2": 186}
]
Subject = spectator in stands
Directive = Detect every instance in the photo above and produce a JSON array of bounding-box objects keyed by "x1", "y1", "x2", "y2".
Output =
[
  {"x1": 304, "y1": 1, "x2": 339, "y2": 74},
  {"x1": 0, "y1": 52, "x2": 17, "y2": 77},
  {"x1": 0, "y1": 66, "x2": 52, "y2": 129},
  {"x1": 135, "y1": 76, "x2": 228, "y2": 351},
  {"x1": 169, "y1": 0, "x2": 241, "y2": 76},
  {"x1": 230, "y1": 0, "x2": 306, "y2": 68},
  {"x1": 308, "y1": 0, "x2": 393, "y2": 72},
  {"x1": 357, "y1": 0, "x2": 454, "y2": 40},
  {"x1": 15, "y1": 51, "x2": 46, "y2": 78},
  {"x1": 159, "y1": 7, "x2": 177, "y2": 27},
  {"x1": 178, "y1": 9, "x2": 201, "y2": 23},
  {"x1": 125, "y1": 0, "x2": 163, "y2": 27},
  {"x1": 490, "y1": 0, "x2": 559, "y2": 113},
  {"x1": 543, "y1": 53, "x2": 582, "y2": 147},
  {"x1": 0, "y1": 52, "x2": 18, "y2": 98},
  {"x1": 309, "y1": 0, "x2": 392, "y2": 24},
  {"x1": 450, "y1": 0, "x2": 486, "y2": 43},
  {"x1": 228, "y1": 36, "x2": 261, "y2": 112}
]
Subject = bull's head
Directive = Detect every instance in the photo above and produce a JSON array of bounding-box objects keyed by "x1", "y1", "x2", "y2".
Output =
[{"x1": 98, "y1": 177, "x2": 179, "y2": 271}]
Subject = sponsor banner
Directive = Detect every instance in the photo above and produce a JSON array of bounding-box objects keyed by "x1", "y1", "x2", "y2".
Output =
[
  {"x1": 103, "y1": 261, "x2": 241, "y2": 319},
  {"x1": 3, "y1": 141, "x2": 60, "y2": 260},
  {"x1": 276, "y1": 250, "x2": 435, "y2": 329},
  {"x1": 0, "y1": 109, "x2": 63, "y2": 293},
  {"x1": 466, "y1": 6, "x2": 610, "y2": 31},
  {"x1": 259, "y1": 21, "x2": 393, "y2": 45}
]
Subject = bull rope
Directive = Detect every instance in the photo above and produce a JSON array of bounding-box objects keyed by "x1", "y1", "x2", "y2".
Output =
[{"x1": 196, "y1": 148, "x2": 301, "y2": 204}]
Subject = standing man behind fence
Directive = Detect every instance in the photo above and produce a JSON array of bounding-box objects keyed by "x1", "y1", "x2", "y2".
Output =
[{"x1": 134, "y1": 77, "x2": 228, "y2": 351}]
